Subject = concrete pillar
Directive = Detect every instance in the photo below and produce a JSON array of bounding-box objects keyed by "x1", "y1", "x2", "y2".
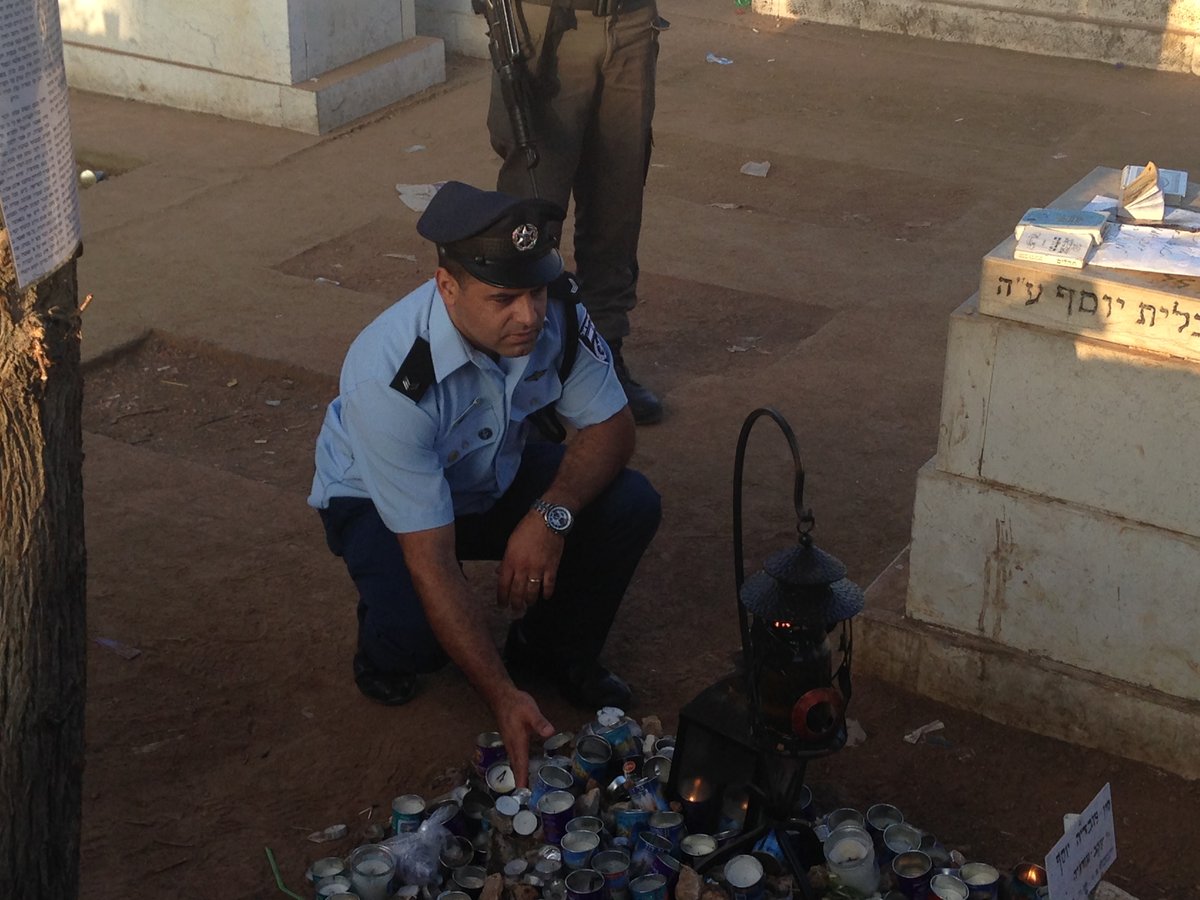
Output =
[
  {"x1": 60, "y1": 0, "x2": 446, "y2": 133},
  {"x1": 858, "y1": 167, "x2": 1200, "y2": 779}
]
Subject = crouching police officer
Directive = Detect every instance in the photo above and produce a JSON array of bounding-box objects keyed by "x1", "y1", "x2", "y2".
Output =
[{"x1": 309, "y1": 181, "x2": 661, "y2": 775}]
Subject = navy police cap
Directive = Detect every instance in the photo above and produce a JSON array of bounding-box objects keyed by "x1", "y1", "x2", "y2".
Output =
[{"x1": 417, "y1": 181, "x2": 566, "y2": 289}]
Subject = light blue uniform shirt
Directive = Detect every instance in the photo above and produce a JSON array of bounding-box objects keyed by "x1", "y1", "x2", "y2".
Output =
[{"x1": 308, "y1": 279, "x2": 628, "y2": 534}]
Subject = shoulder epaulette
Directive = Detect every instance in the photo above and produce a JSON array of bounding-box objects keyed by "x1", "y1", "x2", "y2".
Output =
[
  {"x1": 548, "y1": 271, "x2": 582, "y2": 383},
  {"x1": 389, "y1": 338, "x2": 434, "y2": 401}
]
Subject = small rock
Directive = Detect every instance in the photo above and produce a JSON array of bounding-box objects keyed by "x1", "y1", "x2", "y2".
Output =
[
  {"x1": 676, "y1": 866, "x2": 702, "y2": 900},
  {"x1": 480, "y1": 873, "x2": 504, "y2": 900},
  {"x1": 640, "y1": 715, "x2": 664, "y2": 738},
  {"x1": 576, "y1": 787, "x2": 601, "y2": 817},
  {"x1": 509, "y1": 884, "x2": 540, "y2": 900}
]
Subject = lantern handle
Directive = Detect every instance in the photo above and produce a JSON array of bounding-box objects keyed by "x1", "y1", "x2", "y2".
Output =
[{"x1": 732, "y1": 407, "x2": 810, "y2": 642}]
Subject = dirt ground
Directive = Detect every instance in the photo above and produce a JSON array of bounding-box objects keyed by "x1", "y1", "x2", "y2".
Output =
[
  {"x1": 80, "y1": 331, "x2": 1199, "y2": 900},
  {"x1": 68, "y1": 3, "x2": 1200, "y2": 898}
]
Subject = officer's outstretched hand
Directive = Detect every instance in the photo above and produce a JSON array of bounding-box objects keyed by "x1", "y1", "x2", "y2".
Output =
[
  {"x1": 494, "y1": 686, "x2": 555, "y2": 789},
  {"x1": 496, "y1": 512, "x2": 565, "y2": 616}
]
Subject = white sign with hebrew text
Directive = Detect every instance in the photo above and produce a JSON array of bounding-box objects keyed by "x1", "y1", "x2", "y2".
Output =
[{"x1": 1045, "y1": 783, "x2": 1116, "y2": 900}]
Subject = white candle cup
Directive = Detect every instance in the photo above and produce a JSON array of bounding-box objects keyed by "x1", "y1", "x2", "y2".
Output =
[
  {"x1": 959, "y1": 862, "x2": 1000, "y2": 900},
  {"x1": 822, "y1": 824, "x2": 880, "y2": 895},
  {"x1": 348, "y1": 844, "x2": 396, "y2": 900}
]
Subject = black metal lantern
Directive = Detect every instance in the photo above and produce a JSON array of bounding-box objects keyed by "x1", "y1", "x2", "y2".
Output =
[
  {"x1": 667, "y1": 408, "x2": 863, "y2": 888},
  {"x1": 734, "y1": 409, "x2": 862, "y2": 757}
]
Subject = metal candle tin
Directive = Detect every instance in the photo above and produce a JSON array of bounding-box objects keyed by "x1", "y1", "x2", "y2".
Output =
[
  {"x1": 532, "y1": 765, "x2": 576, "y2": 809},
  {"x1": 494, "y1": 794, "x2": 521, "y2": 818},
  {"x1": 826, "y1": 808, "x2": 865, "y2": 830},
  {"x1": 631, "y1": 832, "x2": 674, "y2": 877},
  {"x1": 392, "y1": 794, "x2": 426, "y2": 834},
  {"x1": 565, "y1": 868, "x2": 606, "y2": 900},
  {"x1": 958, "y1": 863, "x2": 1000, "y2": 900},
  {"x1": 891, "y1": 850, "x2": 933, "y2": 900},
  {"x1": 642, "y1": 755, "x2": 672, "y2": 785},
  {"x1": 315, "y1": 876, "x2": 353, "y2": 899},
  {"x1": 1009, "y1": 863, "x2": 1049, "y2": 900},
  {"x1": 562, "y1": 829, "x2": 601, "y2": 870},
  {"x1": 723, "y1": 854, "x2": 765, "y2": 900},
  {"x1": 567, "y1": 815, "x2": 604, "y2": 835},
  {"x1": 311, "y1": 857, "x2": 347, "y2": 884},
  {"x1": 473, "y1": 732, "x2": 507, "y2": 778},
  {"x1": 513, "y1": 809, "x2": 540, "y2": 836},
  {"x1": 629, "y1": 873, "x2": 667, "y2": 900},
  {"x1": 572, "y1": 735, "x2": 614, "y2": 787},
  {"x1": 595, "y1": 708, "x2": 639, "y2": 759},
  {"x1": 679, "y1": 833, "x2": 717, "y2": 867},
  {"x1": 428, "y1": 798, "x2": 467, "y2": 837},
  {"x1": 544, "y1": 732, "x2": 575, "y2": 755},
  {"x1": 648, "y1": 810, "x2": 685, "y2": 850},
  {"x1": 593, "y1": 849, "x2": 631, "y2": 897},
  {"x1": 883, "y1": 823, "x2": 925, "y2": 860},
  {"x1": 866, "y1": 804, "x2": 904, "y2": 845},
  {"x1": 537, "y1": 790, "x2": 577, "y2": 845},
  {"x1": 486, "y1": 762, "x2": 517, "y2": 796},
  {"x1": 452, "y1": 864, "x2": 488, "y2": 900},
  {"x1": 614, "y1": 804, "x2": 652, "y2": 841},
  {"x1": 648, "y1": 850, "x2": 681, "y2": 890},
  {"x1": 439, "y1": 835, "x2": 475, "y2": 872},
  {"x1": 930, "y1": 873, "x2": 969, "y2": 900},
  {"x1": 626, "y1": 777, "x2": 669, "y2": 813}
]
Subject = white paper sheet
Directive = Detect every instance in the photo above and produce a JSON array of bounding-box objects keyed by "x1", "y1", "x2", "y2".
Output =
[
  {"x1": 1089, "y1": 224, "x2": 1200, "y2": 278},
  {"x1": 0, "y1": 0, "x2": 83, "y2": 289}
]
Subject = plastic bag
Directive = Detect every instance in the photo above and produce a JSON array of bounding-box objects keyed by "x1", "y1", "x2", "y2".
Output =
[{"x1": 382, "y1": 803, "x2": 455, "y2": 886}]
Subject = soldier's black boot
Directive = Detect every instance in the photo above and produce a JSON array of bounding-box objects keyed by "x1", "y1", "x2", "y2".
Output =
[{"x1": 610, "y1": 339, "x2": 663, "y2": 425}]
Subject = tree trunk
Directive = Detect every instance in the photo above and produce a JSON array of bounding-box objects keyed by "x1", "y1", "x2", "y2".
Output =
[{"x1": 0, "y1": 225, "x2": 86, "y2": 897}]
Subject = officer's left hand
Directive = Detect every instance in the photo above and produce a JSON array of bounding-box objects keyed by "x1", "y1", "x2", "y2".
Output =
[{"x1": 496, "y1": 512, "x2": 565, "y2": 615}]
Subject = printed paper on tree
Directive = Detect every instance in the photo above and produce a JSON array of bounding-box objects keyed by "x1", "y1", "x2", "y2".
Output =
[{"x1": 0, "y1": 0, "x2": 83, "y2": 289}]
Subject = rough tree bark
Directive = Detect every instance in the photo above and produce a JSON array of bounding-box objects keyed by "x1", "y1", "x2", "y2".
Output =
[{"x1": 0, "y1": 224, "x2": 86, "y2": 897}]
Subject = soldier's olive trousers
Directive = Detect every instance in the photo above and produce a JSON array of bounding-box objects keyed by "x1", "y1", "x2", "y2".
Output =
[{"x1": 487, "y1": 0, "x2": 659, "y2": 343}]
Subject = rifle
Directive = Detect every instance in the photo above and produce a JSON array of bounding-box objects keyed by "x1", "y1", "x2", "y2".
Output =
[{"x1": 474, "y1": 0, "x2": 541, "y2": 196}]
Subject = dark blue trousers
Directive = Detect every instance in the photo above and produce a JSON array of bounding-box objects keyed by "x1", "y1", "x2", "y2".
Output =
[{"x1": 319, "y1": 442, "x2": 661, "y2": 677}]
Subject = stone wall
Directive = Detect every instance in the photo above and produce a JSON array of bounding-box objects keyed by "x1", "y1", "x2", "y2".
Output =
[
  {"x1": 752, "y1": 0, "x2": 1200, "y2": 74},
  {"x1": 59, "y1": 0, "x2": 445, "y2": 134}
]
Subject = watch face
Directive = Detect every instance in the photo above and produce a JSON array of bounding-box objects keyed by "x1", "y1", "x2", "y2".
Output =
[{"x1": 546, "y1": 505, "x2": 573, "y2": 532}]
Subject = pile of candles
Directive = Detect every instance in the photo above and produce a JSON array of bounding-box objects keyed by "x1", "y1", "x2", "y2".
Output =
[
  {"x1": 303, "y1": 710, "x2": 1050, "y2": 900},
  {"x1": 813, "y1": 804, "x2": 1048, "y2": 899}
]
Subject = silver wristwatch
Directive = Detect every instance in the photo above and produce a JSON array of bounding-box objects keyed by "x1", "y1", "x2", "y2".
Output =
[{"x1": 532, "y1": 499, "x2": 574, "y2": 536}]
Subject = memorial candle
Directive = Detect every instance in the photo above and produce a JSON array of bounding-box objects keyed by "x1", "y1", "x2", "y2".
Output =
[{"x1": 680, "y1": 776, "x2": 716, "y2": 833}]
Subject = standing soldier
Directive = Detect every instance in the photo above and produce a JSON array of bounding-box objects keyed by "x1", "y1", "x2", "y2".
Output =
[{"x1": 483, "y1": 0, "x2": 665, "y2": 424}]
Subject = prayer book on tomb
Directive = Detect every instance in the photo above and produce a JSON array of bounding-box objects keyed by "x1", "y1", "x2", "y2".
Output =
[
  {"x1": 1012, "y1": 225, "x2": 1093, "y2": 268},
  {"x1": 1013, "y1": 208, "x2": 1109, "y2": 245},
  {"x1": 1118, "y1": 162, "x2": 1190, "y2": 221}
]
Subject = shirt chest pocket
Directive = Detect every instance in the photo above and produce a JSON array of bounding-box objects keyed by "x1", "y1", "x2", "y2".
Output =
[
  {"x1": 441, "y1": 401, "x2": 501, "y2": 468},
  {"x1": 512, "y1": 372, "x2": 564, "y2": 424}
]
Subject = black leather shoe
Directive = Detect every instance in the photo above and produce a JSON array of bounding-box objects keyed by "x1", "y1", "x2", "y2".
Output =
[
  {"x1": 560, "y1": 662, "x2": 633, "y2": 710},
  {"x1": 611, "y1": 341, "x2": 663, "y2": 426},
  {"x1": 353, "y1": 653, "x2": 419, "y2": 706}
]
